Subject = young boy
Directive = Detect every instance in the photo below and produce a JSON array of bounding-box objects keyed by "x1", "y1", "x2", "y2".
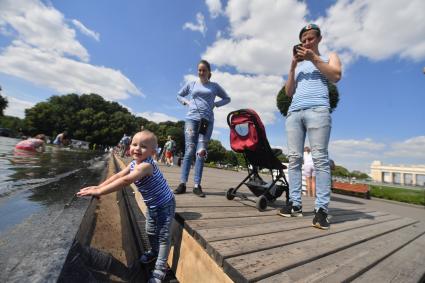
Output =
[{"x1": 77, "y1": 130, "x2": 175, "y2": 283}]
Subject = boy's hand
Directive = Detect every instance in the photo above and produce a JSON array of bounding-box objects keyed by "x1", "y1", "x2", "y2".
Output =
[{"x1": 77, "y1": 186, "x2": 101, "y2": 197}]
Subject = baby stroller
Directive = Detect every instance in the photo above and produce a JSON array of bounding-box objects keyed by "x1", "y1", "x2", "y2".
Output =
[{"x1": 225, "y1": 109, "x2": 289, "y2": 211}]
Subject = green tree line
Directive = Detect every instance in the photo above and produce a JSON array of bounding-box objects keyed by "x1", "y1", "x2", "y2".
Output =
[{"x1": 0, "y1": 93, "x2": 253, "y2": 166}]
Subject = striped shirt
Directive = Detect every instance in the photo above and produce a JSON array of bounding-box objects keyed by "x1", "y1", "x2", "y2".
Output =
[
  {"x1": 288, "y1": 56, "x2": 330, "y2": 112},
  {"x1": 130, "y1": 157, "x2": 174, "y2": 208}
]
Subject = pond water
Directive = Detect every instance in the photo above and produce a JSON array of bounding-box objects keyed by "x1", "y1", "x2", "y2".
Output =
[{"x1": 0, "y1": 136, "x2": 108, "y2": 282}]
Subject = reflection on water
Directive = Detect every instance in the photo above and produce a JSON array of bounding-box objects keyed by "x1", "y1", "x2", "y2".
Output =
[
  {"x1": 0, "y1": 137, "x2": 111, "y2": 282},
  {"x1": 0, "y1": 137, "x2": 107, "y2": 232}
]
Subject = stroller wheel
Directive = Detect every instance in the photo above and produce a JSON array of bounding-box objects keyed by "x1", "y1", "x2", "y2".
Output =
[
  {"x1": 256, "y1": 195, "x2": 268, "y2": 211},
  {"x1": 226, "y1": 188, "x2": 235, "y2": 200}
]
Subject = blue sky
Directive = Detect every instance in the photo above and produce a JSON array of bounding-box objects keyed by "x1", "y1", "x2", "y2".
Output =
[{"x1": 0, "y1": 0, "x2": 424, "y2": 173}]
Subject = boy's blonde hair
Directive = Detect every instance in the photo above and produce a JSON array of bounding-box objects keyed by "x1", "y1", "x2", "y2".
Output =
[{"x1": 135, "y1": 130, "x2": 158, "y2": 149}]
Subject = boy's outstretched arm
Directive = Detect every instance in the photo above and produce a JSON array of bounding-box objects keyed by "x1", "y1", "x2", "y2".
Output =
[{"x1": 77, "y1": 163, "x2": 153, "y2": 198}]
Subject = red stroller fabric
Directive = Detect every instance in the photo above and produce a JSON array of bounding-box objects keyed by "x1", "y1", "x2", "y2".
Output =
[{"x1": 229, "y1": 109, "x2": 265, "y2": 152}]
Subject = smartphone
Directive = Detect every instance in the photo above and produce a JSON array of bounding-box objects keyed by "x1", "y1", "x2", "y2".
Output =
[{"x1": 293, "y1": 44, "x2": 303, "y2": 62}]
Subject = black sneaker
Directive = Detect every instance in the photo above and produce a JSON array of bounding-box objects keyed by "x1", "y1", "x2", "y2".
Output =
[
  {"x1": 174, "y1": 183, "x2": 186, "y2": 194},
  {"x1": 139, "y1": 250, "x2": 157, "y2": 264},
  {"x1": 312, "y1": 207, "x2": 330, "y2": 230},
  {"x1": 277, "y1": 202, "x2": 303, "y2": 217},
  {"x1": 193, "y1": 185, "x2": 205, "y2": 197}
]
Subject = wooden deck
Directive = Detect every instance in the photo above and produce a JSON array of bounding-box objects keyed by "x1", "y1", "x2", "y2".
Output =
[{"x1": 119, "y1": 157, "x2": 425, "y2": 283}]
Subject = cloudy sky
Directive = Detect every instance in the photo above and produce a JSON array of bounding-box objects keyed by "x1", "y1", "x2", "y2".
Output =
[{"x1": 0, "y1": 0, "x2": 424, "y2": 172}]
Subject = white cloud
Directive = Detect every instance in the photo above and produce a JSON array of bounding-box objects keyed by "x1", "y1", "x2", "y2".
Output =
[
  {"x1": 203, "y1": 0, "x2": 308, "y2": 76},
  {"x1": 320, "y1": 0, "x2": 425, "y2": 61},
  {"x1": 0, "y1": 43, "x2": 142, "y2": 101},
  {"x1": 386, "y1": 136, "x2": 425, "y2": 159},
  {"x1": 139, "y1": 112, "x2": 179, "y2": 123},
  {"x1": 3, "y1": 95, "x2": 34, "y2": 118},
  {"x1": 182, "y1": 70, "x2": 284, "y2": 128},
  {"x1": 0, "y1": 0, "x2": 141, "y2": 101},
  {"x1": 206, "y1": 0, "x2": 223, "y2": 18},
  {"x1": 72, "y1": 19, "x2": 100, "y2": 41},
  {"x1": 329, "y1": 136, "x2": 425, "y2": 172},
  {"x1": 0, "y1": 0, "x2": 89, "y2": 61},
  {"x1": 183, "y1": 13, "x2": 207, "y2": 36}
]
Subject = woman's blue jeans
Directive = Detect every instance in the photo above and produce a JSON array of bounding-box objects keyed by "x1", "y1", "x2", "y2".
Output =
[
  {"x1": 180, "y1": 118, "x2": 214, "y2": 185},
  {"x1": 145, "y1": 197, "x2": 175, "y2": 272},
  {"x1": 285, "y1": 107, "x2": 332, "y2": 212}
]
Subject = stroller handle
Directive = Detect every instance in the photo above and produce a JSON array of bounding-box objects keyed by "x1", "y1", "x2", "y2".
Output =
[{"x1": 227, "y1": 109, "x2": 252, "y2": 127}]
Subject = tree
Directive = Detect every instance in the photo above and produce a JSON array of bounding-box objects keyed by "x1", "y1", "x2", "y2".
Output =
[
  {"x1": 0, "y1": 93, "x2": 8, "y2": 117},
  {"x1": 276, "y1": 83, "x2": 340, "y2": 117},
  {"x1": 333, "y1": 165, "x2": 350, "y2": 178},
  {"x1": 24, "y1": 93, "x2": 139, "y2": 144},
  {"x1": 207, "y1": 139, "x2": 227, "y2": 163}
]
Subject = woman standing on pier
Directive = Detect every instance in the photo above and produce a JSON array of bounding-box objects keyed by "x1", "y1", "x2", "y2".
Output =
[{"x1": 174, "y1": 59, "x2": 231, "y2": 197}]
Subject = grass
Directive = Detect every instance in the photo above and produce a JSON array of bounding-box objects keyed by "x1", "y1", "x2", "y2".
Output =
[{"x1": 370, "y1": 185, "x2": 425, "y2": 206}]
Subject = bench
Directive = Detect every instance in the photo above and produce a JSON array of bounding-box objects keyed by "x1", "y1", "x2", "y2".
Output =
[{"x1": 332, "y1": 181, "x2": 370, "y2": 199}]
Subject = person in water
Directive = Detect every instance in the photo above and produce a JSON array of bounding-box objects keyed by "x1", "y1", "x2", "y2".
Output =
[
  {"x1": 15, "y1": 134, "x2": 47, "y2": 152},
  {"x1": 77, "y1": 130, "x2": 175, "y2": 283},
  {"x1": 53, "y1": 131, "x2": 70, "y2": 146}
]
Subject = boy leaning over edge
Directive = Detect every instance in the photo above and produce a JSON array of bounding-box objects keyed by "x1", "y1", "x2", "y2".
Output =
[{"x1": 77, "y1": 130, "x2": 175, "y2": 283}]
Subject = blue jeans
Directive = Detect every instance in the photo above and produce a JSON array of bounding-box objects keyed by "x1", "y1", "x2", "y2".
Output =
[
  {"x1": 145, "y1": 197, "x2": 175, "y2": 272},
  {"x1": 285, "y1": 107, "x2": 332, "y2": 212},
  {"x1": 180, "y1": 118, "x2": 214, "y2": 185}
]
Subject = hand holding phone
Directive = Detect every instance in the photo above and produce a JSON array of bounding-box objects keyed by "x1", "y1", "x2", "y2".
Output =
[{"x1": 293, "y1": 44, "x2": 304, "y2": 62}]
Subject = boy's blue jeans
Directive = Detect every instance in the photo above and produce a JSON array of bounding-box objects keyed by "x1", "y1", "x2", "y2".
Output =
[
  {"x1": 180, "y1": 118, "x2": 214, "y2": 185},
  {"x1": 145, "y1": 197, "x2": 175, "y2": 272},
  {"x1": 285, "y1": 107, "x2": 332, "y2": 212}
]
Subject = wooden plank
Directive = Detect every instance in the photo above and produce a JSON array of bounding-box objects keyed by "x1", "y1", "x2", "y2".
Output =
[
  {"x1": 196, "y1": 209, "x2": 382, "y2": 243},
  {"x1": 352, "y1": 228, "x2": 425, "y2": 283},
  {"x1": 208, "y1": 213, "x2": 397, "y2": 266},
  {"x1": 258, "y1": 222, "x2": 425, "y2": 283},
  {"x1": 184, "y1": 215, "x2": 282, "y2": 234},
  {"x1": 184, "y1": 207, "x2": 372, "y2": 233},
  {"x1": 179, "y1": 208, "x2": 281, "y2": 220},
  {"x1": 223, "y1": 217, "x2": 418, "y2": 282},
  {"x1": 177, "y1": 206, "x2": 254, "y2": 213}
]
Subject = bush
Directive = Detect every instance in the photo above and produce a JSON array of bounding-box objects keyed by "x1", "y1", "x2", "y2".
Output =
[
  {"x1": 370, "y1": 185, "x2": 425, "y2": 206},
  {"x1": 277, "y1": 83, "x2": 340, "y2": 117}
]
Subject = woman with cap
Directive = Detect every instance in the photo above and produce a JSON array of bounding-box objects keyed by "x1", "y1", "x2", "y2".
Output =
[{"x1": 277, "y1": 24, "x2": 342, "y2": 230}]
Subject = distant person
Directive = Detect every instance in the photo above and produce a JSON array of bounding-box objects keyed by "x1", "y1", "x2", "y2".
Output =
[
  {"x1": 53, "y1": 131, "x2": 70, "y2": 146},
  {"x1": 119, "y1": 134, "x2": 131, "y2": 157},
  {"x1": 155, "y1": 146, "x2": 162, "y2": 162},
  {"x1": 174, "y1": 59, "x2": 231, "y2": 197},
  {"x1": 303, "y1": 146, "x2": 316, "y2": 197},
  {"x1": 277, "y1": 24, "x2": 342, "y2": 230},
  {"x1": 163, "y1": 135, "x2": 176, "y2": 166},
  {"x1": 15, "y1": 134, "x2": 47, "y2": 152},
  {"x1": 77, "y1": 130, "x2": 175, "y2": 283}
]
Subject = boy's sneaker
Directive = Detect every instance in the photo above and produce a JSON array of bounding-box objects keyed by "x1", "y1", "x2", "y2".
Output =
[
  {"x1": 277, "y1": 202, "x2": 303, "y2": 217},
  {"x1": 193, "y1": 185, "x2": 205, "y2": 197},
  {"x1": 139, "y1": 250, "x2": 157, "y2": 264},
  {"x1": 148, "y1": 269, "x2": 167, "y2": 283},
  {"x1": 173, "y1": 183, "x2": 186, "y2": 194},
  {"x1": 312, "y1": 207, "x2": 330, "y2": 230}
]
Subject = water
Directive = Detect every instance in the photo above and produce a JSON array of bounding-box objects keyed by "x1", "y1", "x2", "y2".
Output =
[{"x1": 0, "y1": 136, "x2": 109, "y2": 282}]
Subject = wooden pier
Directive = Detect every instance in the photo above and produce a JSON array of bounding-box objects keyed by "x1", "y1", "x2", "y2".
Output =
[{"x1": 118, "y1": 157, "x2": 425, "y2": 283}]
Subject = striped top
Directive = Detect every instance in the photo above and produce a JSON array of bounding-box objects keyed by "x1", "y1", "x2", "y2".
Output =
[
  {"x1": 130, "y1": 157, "x2": 174, "y2": 208},
  {"x1": 288, "y1": 56, "x2": 330, "y2": 112}
]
